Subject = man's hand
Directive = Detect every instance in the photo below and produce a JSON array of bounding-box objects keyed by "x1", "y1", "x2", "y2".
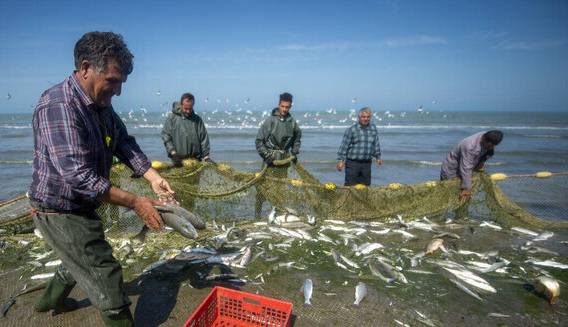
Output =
[
  {"x1": 144, "y1": 168, "x2": 176, "y2": 203},
  {"x1": 150, "y1": 177, "x2": 176, "y2": 203},
  {"x1": 203, "y1": 156, "x2": 216, "y2": 164},
  {"x1": 171, "y1": 153, "x2": 183, "y2": 167},
  {"x1": 133, "y1": 197, "x2": 163, "y2": 230},
  {"x1": 474, "y1": 162, "x2": 485, "y2": 172},
  {"x1": 336, "y1": 161, "x2": 345, "y2": 171},
  {"x1": 459, "y1": 189, "x2": 472, "y2": 202},
  {"x1": 376, "y1": 159, "x2": 383, "y2": 167},
  {"x1": 265, "y1": 156, "x2": 274, "y2": 166}
]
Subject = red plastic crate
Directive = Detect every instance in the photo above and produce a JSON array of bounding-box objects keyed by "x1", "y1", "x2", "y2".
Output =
[{"x1": 184, "y1": 286, "x2": 293, "y2": 327}]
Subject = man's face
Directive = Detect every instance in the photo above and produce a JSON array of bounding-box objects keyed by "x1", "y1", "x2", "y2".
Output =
[
  {"x1": 481, "y1": 140, "x2": 496, "y2": 151},
  {"x1": 359, "y1": 112, "x2": 371, "y2": 126},
  {"x1": 88, "y1": 60, "x2": 126, "y2": 108},
  {"x1": 278, "y1": 100, "x2": 292, "y2": 117},
  {"x1": 181, "y1": 98, "x2": 194, "y2": 115}
]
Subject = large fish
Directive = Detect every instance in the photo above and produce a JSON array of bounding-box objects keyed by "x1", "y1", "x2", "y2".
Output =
[
  {"x1": 155, "y1": 205, "x2": 206, "y2": 230},
  {"x1": 425, "y1": 238, "x2": 445, "y2": 255},
  {"x1": 353, "y1": 282, "x2": 367, "y2": 306},
  {"x1": 534, "y1": 275, "x2": 560, "y2": 304},
  {"x1": 155, "y1": 208, "x2": 198, "y2": 239},
  {"x1": 370, "y1": 261, "x2": 408, "y2": 284},
  {"x1": 303, "y1": 279, "x2": 313, "y2": 306}
]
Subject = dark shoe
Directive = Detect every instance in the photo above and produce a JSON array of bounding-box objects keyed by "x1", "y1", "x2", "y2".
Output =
[
  {"x1": 102, "y1": 308, "x2": 134, "y2": 327},
  {"x1": 34, "y1": 276, "x2": 76, "y2": 313}
]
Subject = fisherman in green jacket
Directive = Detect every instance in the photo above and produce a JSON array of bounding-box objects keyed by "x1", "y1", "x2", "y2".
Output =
[
  {"x1": 161, "y1": 92, "x2": 212, "y2": 167},
  {"x1": 255, "y1": 92, "x2": 302, "y2": 218},
  {"x1": 255, "y1": 92, "x2": 301, "y2": 166}
]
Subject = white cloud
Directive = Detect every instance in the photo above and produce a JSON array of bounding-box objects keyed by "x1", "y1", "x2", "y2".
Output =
[
  {"x1": 493, "y1": 39, "x2": 568, "y2": 50},
  {"x1": 279, "y1": 35, "x2": 447, "y2": 52},
  {"x1": 378, "y1": 35, "x2": 447, "y2": 47}
]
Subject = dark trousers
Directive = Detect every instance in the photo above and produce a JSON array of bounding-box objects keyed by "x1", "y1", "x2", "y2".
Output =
[
  {"x1": 344, "y1": 159, "x2": 372, "y2": 186},
  {"x1": 32, "y1": 208, "x2": 131, "y2": 317}
]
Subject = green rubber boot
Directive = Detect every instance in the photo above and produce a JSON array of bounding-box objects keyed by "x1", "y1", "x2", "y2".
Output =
[
  {"x1": 102, "y1": 307, "x2": 134, "y2": 327},
  {"x1": 34, "y1": 276, "x2": 78, "y2": 313}
]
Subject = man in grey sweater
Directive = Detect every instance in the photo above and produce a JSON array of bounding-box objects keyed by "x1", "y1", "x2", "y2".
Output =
[{"x1": 441, "y1": 130, "x2": 504, "y2": 201}]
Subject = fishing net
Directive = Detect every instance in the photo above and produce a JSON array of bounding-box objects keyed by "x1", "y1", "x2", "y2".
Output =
[
  {"x1": 100, "y1": 159, "x2": 568, "y2": 235},
  {"x1": 1, "y1": 161, "x2": 568, "y2": 326}
]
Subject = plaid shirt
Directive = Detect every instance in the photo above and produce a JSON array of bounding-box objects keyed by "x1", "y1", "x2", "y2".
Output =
[
  {"x1": 29, "y1": 74, "x2": 151, "y2": 212},
  {"x1": 337, "y1": 123, "x2": 381, "y2": 161}
]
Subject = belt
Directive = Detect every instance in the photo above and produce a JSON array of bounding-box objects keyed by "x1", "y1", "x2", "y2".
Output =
[
  {"x1": 29, "y1": 200, "x2": 90, "y2": 215},
  {"x1": 346, "y1": 158, "x2": 372, "y2": 163}
]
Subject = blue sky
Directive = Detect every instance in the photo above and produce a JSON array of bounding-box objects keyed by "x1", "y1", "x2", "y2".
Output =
[{"x1": 0, "y1": 0, "x2": 567, "y2": 113}]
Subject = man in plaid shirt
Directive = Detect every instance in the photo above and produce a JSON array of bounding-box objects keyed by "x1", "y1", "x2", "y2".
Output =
[
  {"x1": 336, "y1": 107, "x2": 382, "y2": 186},
  {"x1": 29, "y1": 32, "x2": 175, "y2": 326}
]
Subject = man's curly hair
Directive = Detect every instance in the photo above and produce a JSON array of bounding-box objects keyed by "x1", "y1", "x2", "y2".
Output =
[{"x1": 74, "y1": 31, "x2": 134, "y2": 75}]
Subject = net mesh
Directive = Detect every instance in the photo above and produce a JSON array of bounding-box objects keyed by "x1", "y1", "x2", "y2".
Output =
[{"x1": 1, "y1": 162, "x2": 568, "y2": 326}]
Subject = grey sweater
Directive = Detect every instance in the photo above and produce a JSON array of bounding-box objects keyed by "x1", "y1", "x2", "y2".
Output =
[{"x1": 441, "y1": 132, "x2": 492, "y2": 190}]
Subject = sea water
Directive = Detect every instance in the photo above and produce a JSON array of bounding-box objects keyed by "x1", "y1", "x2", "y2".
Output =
[{"x1": 1, "y1": 110, "x2": 567, "y2": 219}]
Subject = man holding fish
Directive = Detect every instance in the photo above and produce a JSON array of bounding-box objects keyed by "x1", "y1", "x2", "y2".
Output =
[{"x1": 29, "y1": 32, "x2": 176, "y2": 326}]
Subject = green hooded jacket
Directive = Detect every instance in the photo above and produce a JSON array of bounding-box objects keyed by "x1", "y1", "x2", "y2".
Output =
[
  {"x1": 161, "y1": 103, "x2": 210, "y2": 159},
  {"x1": 255, "y1": 108, "x2": 302, "y2": 161}
]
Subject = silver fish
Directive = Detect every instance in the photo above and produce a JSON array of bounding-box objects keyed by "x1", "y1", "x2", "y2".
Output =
[
  {"x1": 511, "y1": 227, "x2": 538, "y2": 237},
  {"x1": 443, "y1": 267, "x2": 497, "y2": 293},
  {"x1": 324, "y1": 219, "x2": 346, "y2": 225},
  {"x1": 155, "y1": 205, "x2": 205, "y2": 230},
  {"x1": 488, "y1": 313, "x2": 510, "y2": 318},
  {"x1": 268, "y1": 207, "x2": 276, "y2": 224},
  {"x1": 239, "y1": 246, "x2": 252, "y2": 267},
  {"x1": 355, "y1": 242, "x2": 384, "y2": 256},
  {"x1": 479, "y1": 221, "x2": 502, "y2": 230},
  {"x1": 317, "y1": 233, "x2": 336, "y2": 244},
  {"x1": 370, "y1": 261, "x2": 407, "y2": 284},
  {"x1": 521, "y1": 245, "x2": 559, "y2": 256},
  {"x1": 44, "y1": 259, "x2": 62, "y2": 267},
  {"x1": 527, "y1": 259, "x2": 568, "y2": 270},
  {"x1": 353, "y1": 282, "x2": 367, "y2": 306},
  {"x1": 369, "y1": 262, "x2": 396, "y2": 283},
  {"x1": 532, "y1": 231, "x2": 553, "y2": 242},
  {"x1": 330, "y1": 249, "x2": 341, "y2": 263},
  {"x1": 432, "y1": 232, "x2": 460, "y2": 239},
  {"x1": 449, "y1": 278, "x2": 483, "y2": 301},
  {"x1": 303, "y1": 279, "x2": 313, "y2": 306},
  {"x1": 393, "y1": 229, "x2": 416, "y2": 239},
  {"x1": 340, "y1": 254, "x2": 360, "y2": 269},
  {"x1": 480, "y1": 260, "x2": 509, "y2": 274},
  {"x1": 411, "y1": 251, "x2": 426, "y2": 267},
  {"x1": 30, "y1": 273, "x2": 55, "y2": 280},
  {"x1": 307, "y1": 215, "x2": 316, "y2": 226},
  {"x1": 369, "y1": 228, "x2": 391, "y2": 235},
  {"x1": 159, "y1": 211, "x2": 198, "y2": 239}
]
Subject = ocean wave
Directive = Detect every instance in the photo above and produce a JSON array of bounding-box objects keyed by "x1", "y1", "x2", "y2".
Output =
[
  {"x1": 410, "y1": 160, "x2": 442, "y2": 166},
  {"x1": 132, "y1": 124, "x2": 164, "y2": 129},
  {"x1": 0, "y1": 160, "x2": 32, "y2": 165},
  {"x1": 0, "y1": 124, "x2": 32, "y2": 129}
]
